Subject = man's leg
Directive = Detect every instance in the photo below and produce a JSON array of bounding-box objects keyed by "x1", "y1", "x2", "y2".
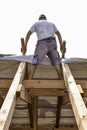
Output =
[
  {"x1": 29, "y1": 41, "x2": 48, "y2": 80},
  {"x1": 29, "y1": 64, "x2": 37, "y2": 79},
  {"x1": 54, "y1": 64, "x2": 63, "y2": 79}
]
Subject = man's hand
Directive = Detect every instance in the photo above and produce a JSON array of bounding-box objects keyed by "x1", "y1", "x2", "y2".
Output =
[{"x1": 60, "y1": 44, "x2": 63, "y2": 52}]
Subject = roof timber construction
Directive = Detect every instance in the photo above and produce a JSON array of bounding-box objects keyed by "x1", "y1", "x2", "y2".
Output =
[{"x1": 0, "y1": 55, "x2": 87, "y2": 130}]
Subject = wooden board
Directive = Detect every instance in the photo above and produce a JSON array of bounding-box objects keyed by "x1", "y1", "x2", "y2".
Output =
[
  {"x1": 0, "y1": 62, "x2": 26, "y2": 130},
  {"x1": 62, "y1": 63, "x2": 87, "y2": 130}
]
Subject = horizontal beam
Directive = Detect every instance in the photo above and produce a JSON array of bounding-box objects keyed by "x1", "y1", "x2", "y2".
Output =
[
  {"x1": 27, "y1": 89, "x2": 66, "y2": 96},
  {"x1": 0, "y1": 79, "x2": 12, "y2": 88},
  {"x1": 54, "y1": 128, "x2": 78, "y2": 130},
  {"x1": 23, "y1": 80, "x2": 65, "y2": 89},
  {"x1": 1, "y1": 79, "x2": 87, "y2": 89},
  {"x1": 9, "y1": 127, "x2": 78, "y2": 130},
  {"x1": 0, "y1": 80, "x2": 65, "y2": 89},
  {"x1": 9, "y1": 128, "x2": 52, "y2": 130},
  {"x1": 0, "y1": 89, "x2": 66, "y2": 96},
  {"x1": 76, "y1": 80, "x2": 87, "y2": 89},
  {"x1": 0, "y1": 62, "x2": 26, "y2": 130},
  {"x1": 0, "y1": 89, "x2": 8, "y2": 96}
]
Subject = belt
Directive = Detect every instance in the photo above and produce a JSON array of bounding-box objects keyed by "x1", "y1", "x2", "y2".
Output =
[{"x1": 40, "y1": 37, "x2": 55, "y2": 42}]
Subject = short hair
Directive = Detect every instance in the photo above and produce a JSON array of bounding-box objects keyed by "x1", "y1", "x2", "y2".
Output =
[{"x1": 39, "y1": 14, "x2": 47, "y2": 20}]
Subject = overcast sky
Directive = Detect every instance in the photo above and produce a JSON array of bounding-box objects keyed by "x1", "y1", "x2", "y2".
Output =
[{"x1": 0, "y1": 0, "x2": 87, "y2": 58}]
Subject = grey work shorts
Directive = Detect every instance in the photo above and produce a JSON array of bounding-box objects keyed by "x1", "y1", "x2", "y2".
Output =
[{"x1": 32, "y1": 37, "x2": 61, "y2": 65}]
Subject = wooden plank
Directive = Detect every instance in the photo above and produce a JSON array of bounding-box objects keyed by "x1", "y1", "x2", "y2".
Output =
[
  {"x1": 0, "y1": 79, "x2": 12, "y2": 88},
  {"x1": 62, "y1": 94, "x2": 70, "y2": 105},
  {"x1": 54, "y1": 128, "x2": 78, "y2": 130},
  {"x1": 20, "y1": 88, "x2": 31, "y2": 103},
  {"x1": 28, "y1": 89, "x2": 65, "y2": 96},
  {"x1": 0, "y1": 88, "x2": 87, "y2": 97},
  {"x1": 11, "y1": 117, "x2": 76, "y2": 127},
  {"x1": 76, "y1": 80, "x2": 87, "y2": 89},
  {"x1": 0, "y1": 80, "x2": 65, "y2": 89},
  {"x1": 16, "y1": 84, "x2": 31, "y2": 103},
  {"x1": 62, "y1": 63, "x2": 87, "y2": 130},
  {"x1": 9, "y1": 128, "x2": 53, "y2": 130},
  {"x1": 54, "y1": 128, "x2": 77, "y2": 130},
  {"x1": 0, "y1": 62, "x2": 26, "y2": 130},
  {"x1": 23, "y1": 80, "x2": 65, "y2": 89},
  {"x1": 9, "y1": 127, "x2": 78, "y2": 130},
  {"x1": 1, "y1": 79, "x2": 87, "y2": 89},
  {"x1": 0, "y1": 89, "x2": 8, "y2": 96}
]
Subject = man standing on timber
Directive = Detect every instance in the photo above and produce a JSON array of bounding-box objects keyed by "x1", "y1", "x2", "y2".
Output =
[{"x1": 23, "y1": 14, "x2": 63, "y2": 79}]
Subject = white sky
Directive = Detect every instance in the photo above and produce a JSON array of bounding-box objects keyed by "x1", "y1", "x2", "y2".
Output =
[{"x1": 0, "y1": 0, "x2": 87, "y2": 58}]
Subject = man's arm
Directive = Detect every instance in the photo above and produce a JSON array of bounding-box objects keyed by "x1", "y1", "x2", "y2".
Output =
[
  {"x1": 22, "y1": 31, "x2": 32, "y2": 53},
  {"x1": 55, "y1": 31, "x2": 63, "y2": 52},
  {"x1": 24, "y1": 31, "x2": 32, "y2": 47}
]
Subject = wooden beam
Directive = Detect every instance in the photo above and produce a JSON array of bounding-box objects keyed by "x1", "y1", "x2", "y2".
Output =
[
  {"x1": 9, "y1": 128, "x2": 53, "y2": 130},
  {"x1": 0, "y1": 79, "x2": 12, "y2": 89},
  {"x1": 0, "y1": 62, "x2": 26, "y2": 130},
  {"x1": 32, "y1": 96, "x2": 38, "y2": 130},
  {"x1": 0, "y1": 88, "x2": 66, "y2": 97},
  {"x1": 54, "y1": 128, "x2": 77, "y2": 130},
  {"x1": 27, "y1": 103, "x2": 33, "y2": 128},
  {"x1": 0, "y1": 89, "x2": 9, "y2": 96},
  {"x1": 28, "y1": 89, "x2": 65, "y2": 96},
  {"x1": 76, "y1": 80, "x2": 87, "y2": 89},
  {"x1": 62, "y1": 63, "x2": 87, "y2": 130},
  {"x1": 1, "y1": 79, "x2": 87, "y2": 90},
  {"x1": 9, "y1": 127, "x2": 78, "y2": 130},
  {"x1": 54, "y1": 128, "x2": 78, "y2": 130},
  {"x1": 23, "y1": 80, "x2": 65, "y2": 89},
  {"x1": 16, "y1": 84, "x2": 31, "y2": 103},
  {"x1": 55, "y1": 96, "x2": 63, "y2": 128},
  {"x1": 62, "y1": 94, "x2": 70, "y2": 105}
]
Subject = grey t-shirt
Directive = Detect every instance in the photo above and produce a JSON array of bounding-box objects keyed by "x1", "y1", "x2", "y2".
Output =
[{"x1": 29, "y1": 20, "x2": 58, "y2": 40}]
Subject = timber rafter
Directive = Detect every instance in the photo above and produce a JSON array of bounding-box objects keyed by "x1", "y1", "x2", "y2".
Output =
[
  {"x1": 62, "y1": 63, "x2": 87, "y2": 130},
  {"x1": 0, "y1": 62, "x2": 26, "y2": 130}
]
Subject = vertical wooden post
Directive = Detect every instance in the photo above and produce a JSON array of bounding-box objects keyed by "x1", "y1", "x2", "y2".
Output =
[
  {"x1": 55, "y1": 96, "x2": 62, "y2": 128},
  {"x1": 32, "y1": 96, "x2": 38, "y2": 130},
  {"x1": 28, "y1": 103, "x2": 33, "y2": 128}
]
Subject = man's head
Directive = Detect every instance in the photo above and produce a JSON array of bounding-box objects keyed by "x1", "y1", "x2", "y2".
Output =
[{"x1": 39, "y1": 14, "x2": 47, "y2": 20}]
